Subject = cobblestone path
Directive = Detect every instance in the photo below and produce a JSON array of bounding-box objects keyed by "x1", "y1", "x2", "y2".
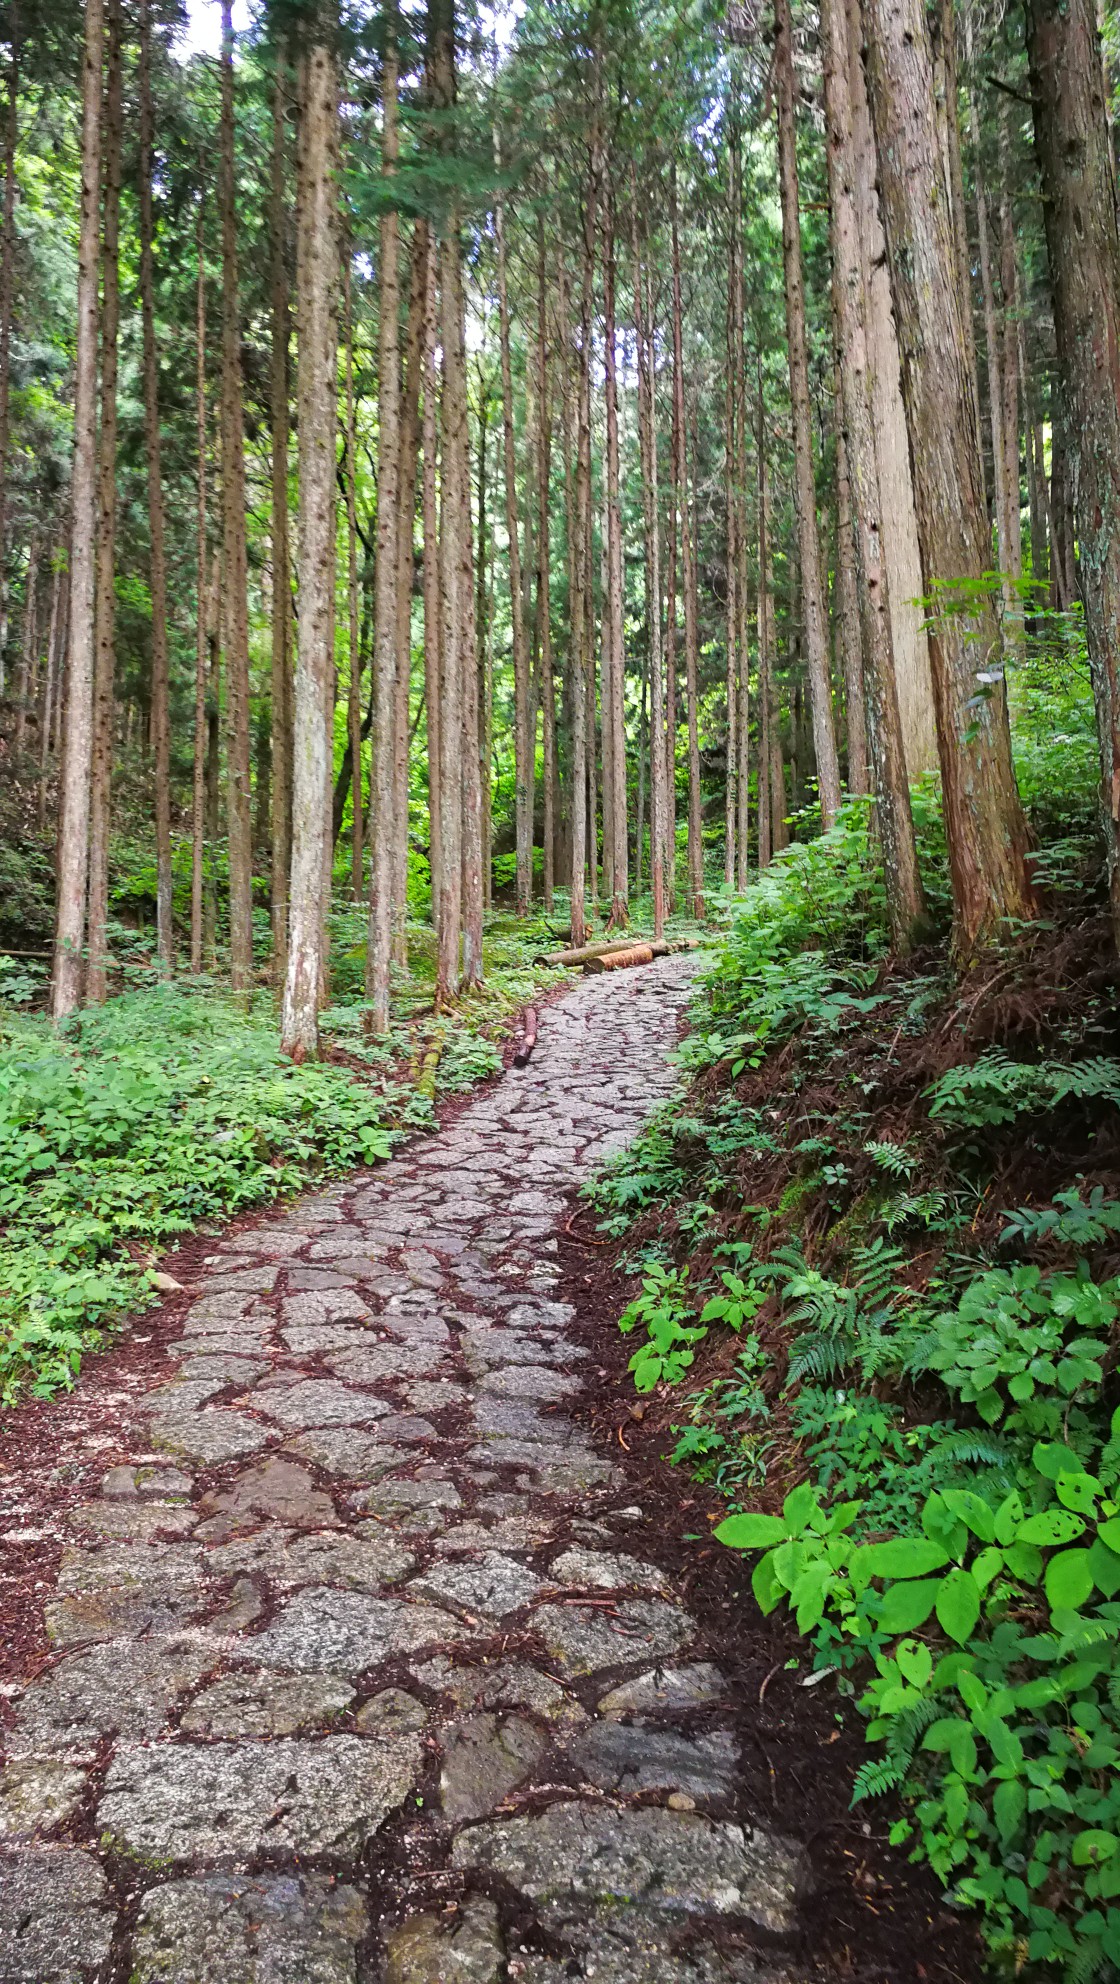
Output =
[{"x1": 0, "y1": 956, "x2": 822, "y2": 1984}]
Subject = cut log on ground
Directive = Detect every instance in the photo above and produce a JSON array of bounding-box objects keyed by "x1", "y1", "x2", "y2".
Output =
[
  {"x1": 513, "y1": 1006, "x2": 538, "y2": 1067},
  {"x1": 583, "y1": 943, "x2": 655, "y2": 973}
]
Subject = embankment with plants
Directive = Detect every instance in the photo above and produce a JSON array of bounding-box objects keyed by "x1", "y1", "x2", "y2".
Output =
[
  {"x1": 0, "y1": 913, "x2": 568, "y2": 1406},
  {"x1": 584, "y1": 681, "x2": 1120, "y2": 1979}
]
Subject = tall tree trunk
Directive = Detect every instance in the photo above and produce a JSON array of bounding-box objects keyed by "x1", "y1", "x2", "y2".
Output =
[
  {"x1": 281, "y1": 9, "x2": 339, "y2": 1057},
  {"x1": 569, "y1": 188, "x2": 597, "y2": 952},
  {"x1": 38, "y1": 547, "x2": 61, "y2": 829},
  {"x1": 997, "y1": 111, "x2": 1023, "y2": 591},
  {"x1": 85, "y1": 0, "x2": 121, "y2": 1006},
  {"x1": 632, "y1": 188, "x2": 666, "y2": 940},
  {"x1": 203, "y1": 550, "x2": 221, "y2": 964},
  {"x1": 774, "y1": 0, "x2": 842, "y2": 828},
  {"x1": 392, "y1": 219, "x2": 427, "y2": 958},
  {"x1": 1027, "y1": 0, "x2": 1120, "y2": 942},
  {"x1": 191, "y1": 197, "x2": 208, "y2": 974},
  {"x1": 364, "y1": 11, "x2": 402, "y2": 1029},
  {"x1": 14, "y1": 537, "x2": 36, "y2": 751},
  {"x1": 537, "y1": 226, "x2": 556, "y2": 909},
  {"x1": 496, "y1": 175, "x2": 532, "y2": 916},
  {"x1": 52, "y1": 0, "x2": 103, "y2": 1020},
  {"x1": 602, "y1": 178, "x2": 628, "y2": 927},
  {"x1": 344, "y1": 254, "x2": 362, "y2": 900},
  {"x1": 269, "y1": 59, "x2": 293, "y2": 979},
  {"x1": 844, "y1": 0, "x2": 935, "y2": 776},
  {"x1": 219, "y1": 0, "x2": 254, "y2": 991},
  {"x1": 824, "y1": 0, "x2": 925, "y2": 950},
  {"x1": 665, "y1": 400, "x2": 678, "y2": 902},
  {"x1": 0, "y1": 24, "x2": 18, "y2": 679},
  {"x1": 724, "y1": 97, "x2": 743, "y2": 887},
  {"x1": 862, "y1": 0, "x2": 1036, "y2": 955},
  {"x1": 421, "y1": 237, "x2": 442, "y2": 927},
  {"x1": 833, "y1": 399, "x2": 868, "y2": 795},
  {"x1": 139, "y1": 0, "x2": 172, "y2": 975},
  {"x1": 671, "y1": 170, "x2": 704, "y2": 917},
  {"x1": 758, "y1": 411, "x2": 788, "y2": 856},
  {"x1": 965, "y1": 40, "x2": 1015, "y2": 624},
  {"x1": 476, "y1": 373, "x2": 492, "y2": 910}
]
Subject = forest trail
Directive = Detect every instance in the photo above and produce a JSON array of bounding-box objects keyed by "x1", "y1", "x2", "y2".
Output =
[{"x1": 0, "y1": 953, "x2": 832, "y2": 1984}]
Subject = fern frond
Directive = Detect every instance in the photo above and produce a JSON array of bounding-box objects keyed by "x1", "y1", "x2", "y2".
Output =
[
  {"x1": 787, "y1": 1329, "x2": 858, "y2": 1385},
  {"x1": 851, "y1": 1755, "x2": 905, "y2": 1804}
]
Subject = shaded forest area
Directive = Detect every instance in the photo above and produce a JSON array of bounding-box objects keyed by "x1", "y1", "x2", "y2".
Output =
[{"x1": 8, "y1": 0, "x2": 1120, "y2": 1971}]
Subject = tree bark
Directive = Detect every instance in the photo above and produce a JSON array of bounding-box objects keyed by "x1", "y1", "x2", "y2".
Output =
[
  {"x1": 724, "y1": 96, "x2": 743, "y2": 886},
  {"x1": 344, "y1": 254, "x2": 362, "y2": 901},
  {"x1": 569, "y1": 181, "x2": 597, "y2": 952},
  {"x1": 602, "y1": 178, "x2": 627, "y2": 927},
  {"x1": 191, "y1": 197, "x2": 208, "y2": 973},
  {"x1": 219, "y1": 0, "x2": 254, "y2": 991},
  {"x1": 0, "y1": 23, "x2": 18, "y2": 680},
  {"x1": 833, "y1": 402, "x2": 868, "y2": 795},
  {"x1": 476, "y1": 368, "x2": 492, "y2": 910},
  {"x1": 496, "y1": 173, "x2": 532, "y2": 917},
  {"x1": 844, "y1": 0, "x2": 935, "y2": 777},
  {"x1": 671, "y1": 170, "x2": 704, "y2": 917},
  {"x1": 536, "y1": 224, "x2": 556, "y2": 909},
  {"x1": 824, "y1": 0, "x2": 925, "y2": 950},
  {"x1": 52, "y1": 0, "x2": 103, "y2": 1021},
  {"x1": 139, "y1": 0, "x2": 172, "y2": 975},
  {"x1": 861, "y1": 0, "x2": 1036, "y2": 955},
  {"x1": 632, "y1": 188, "x2": 666, "y2": 940},
  {"x1": 392, "y1": 218, "x2": 427, "y2": 957},
  {"x1": 281, "y1": 10, "x2": 339, "y2": 1057},
  {"x1": 364, "y1": 13, "x2": 402, "y2": 1029},
  {"x1": 1027, "y1": 0, "x2": 1120, "y2": 942},
  {"x1": 421, "y1": 235, "x2": 442, "y2": 928},
  {"x1": 269, "y1": 58, "x2": 293, "y2": 979},
  {"x1": 774, "y1": 0, "x2": 842, "y2": 828},
  {"x1": 85, "y1": 0, "x2": 121, "y2": 1006}
]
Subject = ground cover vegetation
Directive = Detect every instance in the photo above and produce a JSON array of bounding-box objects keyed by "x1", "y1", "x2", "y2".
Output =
[{"x1": 584, "y1": 640, "x2": 1120, "y2": 1978}]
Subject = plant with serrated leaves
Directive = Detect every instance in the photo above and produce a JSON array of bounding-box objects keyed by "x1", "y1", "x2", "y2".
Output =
[
  {"x1": 1000, "y1": 1186, "x2": 1120, "y2": 1251},
  {"x1": 904, "y1": 1263, "x2": 1116, "y2": 1425},
  {"x1": 617, "y1": 1262, "x2": 704, "y2": 1392}
]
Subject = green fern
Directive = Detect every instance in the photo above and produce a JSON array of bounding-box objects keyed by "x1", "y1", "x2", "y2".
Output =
[{"x1": 850, "y1": 1754, "x2": 905, "y2": 1804}]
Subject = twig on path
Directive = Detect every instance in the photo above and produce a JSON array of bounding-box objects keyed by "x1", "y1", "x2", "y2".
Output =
[{"x1": 758, "y1": 1660, "x2": 782, "y2": 1704}]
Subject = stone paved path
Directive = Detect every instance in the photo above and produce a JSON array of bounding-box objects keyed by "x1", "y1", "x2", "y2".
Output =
[{"x1": 0, "y1": 957, "x2": 822, "y2": 1984}]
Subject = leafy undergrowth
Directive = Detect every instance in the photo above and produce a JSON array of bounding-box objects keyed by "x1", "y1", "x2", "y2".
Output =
[
  {"x1": 0, "y1": 914, "x2": 573, "y2": 1406},
  {"x1": 586, "y1": 804, "x2": 1120, "y2": 1981}
]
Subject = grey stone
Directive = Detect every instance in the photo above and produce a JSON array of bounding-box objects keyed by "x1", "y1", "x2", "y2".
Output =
[
  {"x1": 404, "y1": 1379, "x2": 467, "y2": 1413},
  {"x1": 354, "y1": 1687, "x2": 428, "y2": 1737},
  {"x1": 100, "y1": 1463, "x2": 194, "y2": 1501},
  {"x1": 409, "y1": 1553, "x2": 545, "y2": 1620},
  {"x1": 182, "y1": 1292, "x2": 258, "y2": 1327},
  {"x1": 221, "y1": 1227, "x2": 307, "y2": 1255},
  {"x1": 466, "y1": 1443, "x2": 618, "y2": 1492},
  {"x1": 479, "y1": 1366, "x2": 581, "y2": 1401},
  {"x1": 56, "y1": 1539, "x2": 200, "y2": 1593},
  {"x1": 453, "y1": 1804, "x2": 809, "y2": 1934},
  {"x1": 410, "y1": 1656, "x2": 585, "y2": 1727},
  {"x1": 131, "y1": 1872, "x2": 367, "y2": 1983},
  {"x1": 211, "y1": 1527, "x2": 414, "y2": 1590},
  {"x1": 284, "y1": 1289, "x2": 372, "y2": 1327},
  {"x1": 246, "y1": 1588, "x2": 477, "y2": 1677},
  {"x1": 99, "y1": 1733, "x2": 422, "y2": 1862},
  {"x1": 0, "y1": 1760, "x2": 87, "y2": 1839},
  {"x1": 598, "y1": 1665, "x2": 727, "y2": 1716},
  {"x1": 383, "y1": 1899, "x2": 503, "y2": 1984},
  {"x1": 195, "y1": 1456, "x2": 338, "y2": 1535},
  {"x1": 65, "y1": 1500, "x2": 196, "y2": 1542},
  {"x1": 359, "y1": 1477, "x2": 462, "y2": 1523},
  {"x1": 376, "y1": 1413, "x2": 439, "y2": 1443},
  {"x1": 548, "y1": 1548, "x2": 667, "y2": 1593},
  {"x1": 283, "y1": 1428, "x2": 406, "y2": 1482},
  {"x1": 510, "y1": 1914, "x2": 805, "y2": 1984},
  {"x1": 180, "y1": 1671, "x2": 354, "y2": 1738},
  {"x1": 45, "y1": 1582, "x2": 203, "y2": 1647},
  {"x1": 472, "y1": 1396, "x2": 572, "y2": 1444},
  {"x1": 325, "y1": 1342, "x2": 445, "y2": 1383},
  {"x1": 202, "y1": 1264, "x2": 280, "y2": 1293},
  {"x1": 439, "y1": 1712, "x2": 547, "y2": 1822},
  {"x1": 435, "y1": 1514, "x2": 554, "y2": 1554},
  {"x1": 9, "y1": 1638, "x2": 221, "y2": 1756},
  {"x1": 149, "y1": 1410, "x2": 272, "y2": 1466},
  {"x1": 245, "y1": 1379, "x2": 391, "y2": 1430},
  {"x1": 281, "y1": 1326, "x2": 374, "y2": 1356},
  {"x1": 179, "y1": 1354, "x2": 268, "y2": 1388},
  {"x1": 563, "y1": 1723, "x2": 739, "y2": 1801},
  {"x1": 532, "y1": 1600, "x2": 694, "y2": 1676},
  {"x1": 0, "y1": 1847, "x2": 114, "y2": 1983}
]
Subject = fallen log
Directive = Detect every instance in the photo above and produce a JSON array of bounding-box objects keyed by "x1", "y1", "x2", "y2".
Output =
[
  {"x1": 539, "y1": 937, "x2": 670, "y2": 968},
  {"x1": 583, "y1": 943, "x2": 655, "y2": 973},
  {"x1": 513, "y1": 1007, "x2": 538, "y2": 1068}
]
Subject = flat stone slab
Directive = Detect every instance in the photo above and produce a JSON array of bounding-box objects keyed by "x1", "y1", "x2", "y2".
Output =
[
  {"x1": 563, "y1": 1723, "x2": 740, "y2": 1802},
  {"x1": 452, "y1": 1803, "x2": 810, "y2": 1932},
  {"x1": 283, "y1": 1429, "x2": 406, "y2": 1482},
  {"x1": 211, "y1": 1528, "x2": 415, "y2": 1590},
  {"x1": 149, "y1": 1410, "x2": 272, "y2": 1466},
  {"x1": 411, "y1": 1655, "x2": 586, "y2": 1727},
  {"x1": 130, "y1": 1871, "x2": 367, "y2": 1983},
  {"x1": 179, "y1": 1671, "x2": 355, "y2": 1738},
  {"x1": 195, "y1": 1456, "x2": 339, "y2": 1534},
  {"x1": 246, "y1": 1588, "x2": 477, "y2": 1677},
  {"x1": 283, "y1": 1290, "x2": 372, "y2": 1328},
  {"x1": 598, "y1": 1665, "x2": 728, "y2": 1716},
  {"x1": 532, "y1": 1599, "x2": 695, "y2": 1676},
  {"x1": 440, "y1": 1712, "x2": 548, "y2": 1822},
  {"x1": 480, "y1": 1366, "x2": 581, "y2": 1401},
  {"x1": 514, "y1": 1913, "x2": 806, "y2": 1984},
  {"x1": 549, "y1": 1548, "x2": 667, "y2": 1593},
  {"x1": 98, "y1": 1733, "x2": 422, "y2": 1862},
  {"x1": 383, "y1": 1898, "x2": 504, "y2": 1984},
  {"x1": 409, "y1": 1553, "x2": 545, "y2": 1620},
  {"x1": 325, "y1": 1342, "x2": 446, "y2": 1383},
  {"x1": 9, "y1": 1638, "x2": 222, "y2": 1757},
  {"x1": 0, "y1": 1761, "x2": 87, "y2": 1840},
  {"x1": 245, "y1": 1379, "x2": 391, "y2": 1430},
  {"x1": 354, "y1": 1687, "x2": 428, "y2": 1737},
  {"x1": 0, "y1": 1847, "x2": 115, "y2": 1983},
  {"x1": 467, "y1": 1443, "x2": 618, "y2": 1492}
]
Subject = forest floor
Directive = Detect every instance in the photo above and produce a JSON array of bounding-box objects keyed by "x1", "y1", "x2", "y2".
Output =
[{"x1": 0, "y1": 952, "x2": 975, "y2": 1984}]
